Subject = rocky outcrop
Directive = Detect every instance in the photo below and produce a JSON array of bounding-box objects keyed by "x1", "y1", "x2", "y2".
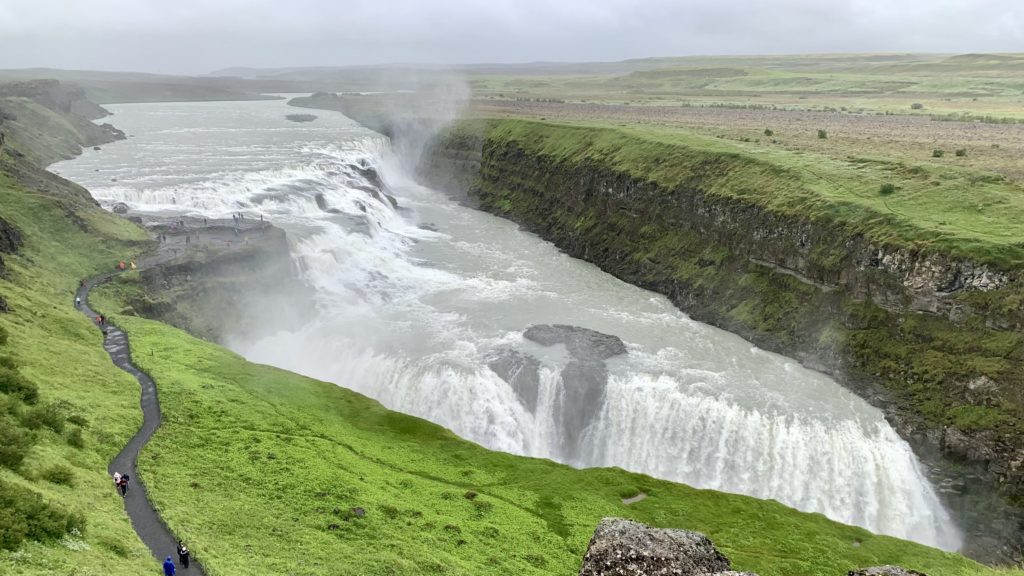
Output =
[
  {"x1": 490, "y1": 325, "x2": 626, "y2": 461},
  {"x1": 0, "y1": 216, "x2": 21, "y2": 255},
  {"x1": 579, "y1": 518, "x2": 737, "y2": 576},
  {"x1": 122, "y1": 223, "x2": 315, "y2": 343},
  {"x1": 579, "y1": 518, "x2": 931, "y2": 576},
  {"x1": 0, "y1": 216, "x2": 22, "y2": 278},
  {"x1": 847, "y1": 568, "x2": 927, "y2": 576},
  {"x1": 487, "y1": 349, "x2": 541, "y2": 412}
]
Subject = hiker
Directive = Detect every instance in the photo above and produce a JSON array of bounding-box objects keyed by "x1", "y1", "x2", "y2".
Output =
[
  {"x1": 130, "y1": 260, "x2": 137, "y2": 270},
  {"x1": 203, "y1": 217, "x2": 208, "y2": 227},
  {"x1": 118, "y1": 261, "x2": 126, "y2": 271},
  {"x1": 75, "y1": 296, "x2": 81, "y2": 308},
  {"x1": 118, "y1": 473, "x2": 129, "y2": 496},
  {"x1": 176, "y1": 541, "x2": 191, "y2": 568},
  {"x1": 95, "y1": 315, "x2": 104, "y2": 326},
  {"x1": 260, "y1": 214, "x2": 264, "y2": 222},
  {"x1": 113, "y1": 471, "x2": 121, "y2": 488},
  {"x1": 163, "y1": 556, "x2": 176, "y2": 576}
]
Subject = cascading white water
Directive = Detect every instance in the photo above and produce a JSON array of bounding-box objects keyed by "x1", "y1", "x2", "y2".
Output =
[{"x1": 53, "y1": 98, "x2": 962, "y2": 551}]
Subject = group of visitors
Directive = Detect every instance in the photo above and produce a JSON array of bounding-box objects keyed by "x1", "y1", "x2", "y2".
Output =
[
  {"x1": 111, "y1": 471, "x2": 130, "y2": 496},
  {"x1": 162, "y1": 541, "x2": 191, "y2": 574}
]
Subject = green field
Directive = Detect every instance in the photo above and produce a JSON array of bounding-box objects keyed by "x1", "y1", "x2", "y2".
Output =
[
  {"x1": 473, "y1": 118, "x2": 1024, "y2": 268},
  {"x1": 470, "y1": 53, "x2": 1024, "y2": 117}
]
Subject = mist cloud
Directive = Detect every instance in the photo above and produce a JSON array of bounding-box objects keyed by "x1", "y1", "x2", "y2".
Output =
[{"x1": 0, "y1": 0, "x2": 1021, "y2": 74}]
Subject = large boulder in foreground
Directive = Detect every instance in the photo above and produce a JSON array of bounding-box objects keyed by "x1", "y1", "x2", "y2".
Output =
[
  {"x1": 848, "y1": 567, "x2": 927, "y2": 576},
  {"x1": 578, "y1": 518, "x2": 737, "y2": 576}
]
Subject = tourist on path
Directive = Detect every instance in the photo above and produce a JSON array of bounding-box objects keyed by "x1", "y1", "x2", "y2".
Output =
[
  {"x1": 113, "y1": 471, "x2": 121, "y2": 489},
  {"x1": 118, "y1": 473, "x2": 130, "y2": 496},
  {"x1": 177, "y1": 541, "x2": 191, "y2": 568},
  {"x1": 75, "y1": 296, "x2": 81, "y2": 308},
  {"x1": 163, "y1": 556, "x2": 176, "y2": 576}
]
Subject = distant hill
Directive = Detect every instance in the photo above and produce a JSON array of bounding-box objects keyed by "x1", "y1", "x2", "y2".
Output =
[{"x1": 0, "y1": 68, "x2": 288, "y2": 104}]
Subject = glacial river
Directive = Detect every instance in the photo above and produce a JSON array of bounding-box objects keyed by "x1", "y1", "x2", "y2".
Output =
[{"x1": 53, "y1": 98, "x2": 961, "y2": 550}]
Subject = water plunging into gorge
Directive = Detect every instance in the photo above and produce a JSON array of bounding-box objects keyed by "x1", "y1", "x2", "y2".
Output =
[{"x1": 53, "y1": 98, "x2": 962, "y2": 551}]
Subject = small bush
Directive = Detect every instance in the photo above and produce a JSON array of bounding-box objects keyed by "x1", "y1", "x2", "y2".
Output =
[
  {"x1": 524, "y1": 554, "x2": 547, "y2": 568},
  {"x1": 0, "y1": 479, "x2": 86, "y2": 551},
  {"x1": 100, "y1": 535, "x2": 130, "y2": 557},
  {"x1": 817, "y1": 129, "x2": 828, "y2": 139},
  {"x1": 955, "y1": 148, "x2": 968, "y2": 157},
  {"x1": 911, "y1": 102, "x2": 924, "y2": 110},
  {"x1": 932, "y1": 149, "x2": 945, "y2": 158},
  {"x1": 764, "y1": 128, "x2": 774, "y2": 137},
  {"x1": 0, "y1": 367, "x2": 38, "y2": 405},
  {"x1": 379, "y1": 505, "x2": 400, "y2": 520},
  {"x1": 0, "y1": 418, "x2": 34, "y2": 469},
  {"x1": 21, "y1": 402, "x2": 66, "y2": 434},
  {"x1": 879, "y1": 183, "x2": 897, "y2": 196},
  {"x1": 66, "y1": 414, "x2": 88, "y2": 428},
  {"x1": 471, "y1": 499, "x2": 494, "y2": 517},
  {"x1": 67, "y1": 426, "x2": 85, "y2": 449},
  {"x1": 42, "y1": 464, "x2": 75, "y2": 487}
]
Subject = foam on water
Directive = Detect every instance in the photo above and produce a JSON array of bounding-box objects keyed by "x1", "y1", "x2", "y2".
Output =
[{"x1": 53, "y1": 99, "x2": 961, "y2": 550}]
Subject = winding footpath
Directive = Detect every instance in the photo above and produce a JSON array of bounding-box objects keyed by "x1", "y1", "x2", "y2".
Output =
[{"x1": 77, "y1": 234, "x2": 207, "y2": 574}]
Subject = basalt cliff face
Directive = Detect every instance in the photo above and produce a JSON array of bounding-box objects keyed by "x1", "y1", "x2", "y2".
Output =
[
  {"x1": 409, "y1": 122, "x2": 1024, "y2": 562},
  {"x1": 109, "y1": 223, "x2": 314, "y2": 344}
]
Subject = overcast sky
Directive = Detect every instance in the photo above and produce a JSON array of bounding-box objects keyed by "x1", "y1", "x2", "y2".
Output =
[{"x1": 0, "y1": 0, "x2": 1021, "y2": 74}]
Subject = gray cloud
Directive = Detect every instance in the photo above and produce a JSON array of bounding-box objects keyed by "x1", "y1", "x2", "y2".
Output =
[{"x1": 0, "y1": 0, "x2": 1021, "y2": 74}]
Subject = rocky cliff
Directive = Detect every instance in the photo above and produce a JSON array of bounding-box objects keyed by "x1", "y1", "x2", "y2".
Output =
[{"x1": 107, "y1": 222, "x2": 314, "y2": 344}]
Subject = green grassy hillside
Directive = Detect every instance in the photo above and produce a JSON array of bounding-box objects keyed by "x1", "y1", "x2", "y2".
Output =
[
  {"x1": 0, "y1": 170, "x2": 154, "y2": 575},
  {"x1": 83, "y1": 277, "x2": 1011, "y2": 576}
]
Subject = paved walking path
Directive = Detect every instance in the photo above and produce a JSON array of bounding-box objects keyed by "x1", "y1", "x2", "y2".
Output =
[{"x1": 76, "y1": 236, "x2": 207, "y2": 574}]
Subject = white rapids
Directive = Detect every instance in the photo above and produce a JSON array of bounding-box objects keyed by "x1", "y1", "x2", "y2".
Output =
[{"x1": 53, "y1": 98, "x2": 962, "y2": 551}]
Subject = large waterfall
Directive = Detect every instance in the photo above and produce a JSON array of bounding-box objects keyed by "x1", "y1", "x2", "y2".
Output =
[{"x1": 53, "y1": 98, "x2": 962, "y2": 551}]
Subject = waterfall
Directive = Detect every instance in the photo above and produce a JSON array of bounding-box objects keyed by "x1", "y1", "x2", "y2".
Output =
[{"x1": 53, "y1": 98, "x2": 962, "y2": 551}]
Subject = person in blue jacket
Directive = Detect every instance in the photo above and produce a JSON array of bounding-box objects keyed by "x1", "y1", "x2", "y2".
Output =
[{"x1": 163, "y1": 556, "x2": 176, "y2": 575}]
